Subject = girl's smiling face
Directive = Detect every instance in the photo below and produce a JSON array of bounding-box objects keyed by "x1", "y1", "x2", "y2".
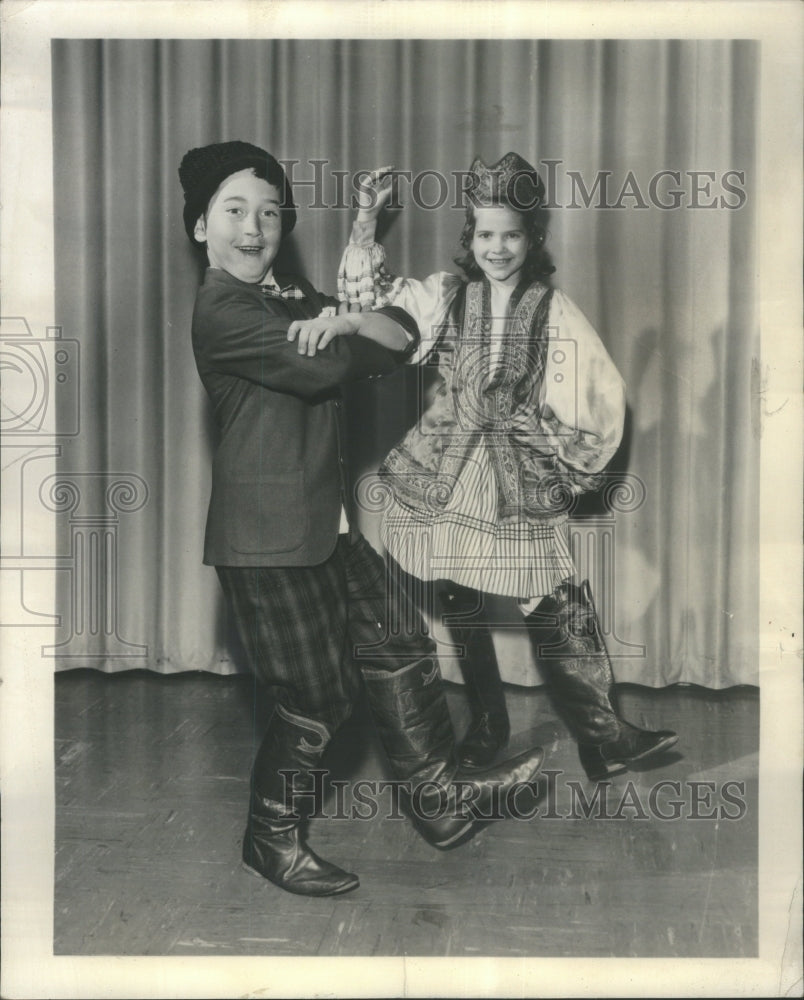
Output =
[{"x1": 470, "y1": 205, "x2": 531, "y2": 287}]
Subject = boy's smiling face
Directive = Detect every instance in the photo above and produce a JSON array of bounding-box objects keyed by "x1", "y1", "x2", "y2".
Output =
[{"x1": 194, "y1": 168, "x2": 283, "y2": 284}]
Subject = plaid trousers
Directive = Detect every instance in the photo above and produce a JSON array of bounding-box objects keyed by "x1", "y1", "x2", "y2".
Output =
[{"x1": 216, "y1": 533, "x2": 436, "y2": 731}]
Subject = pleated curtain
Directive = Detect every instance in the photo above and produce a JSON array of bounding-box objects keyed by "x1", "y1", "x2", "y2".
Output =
[{"x1": 50, "y1": 39, "x2": 758, "y2": 686}]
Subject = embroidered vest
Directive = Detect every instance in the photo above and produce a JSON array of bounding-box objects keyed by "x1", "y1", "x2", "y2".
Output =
[{"x1": 379, "y1": 278, "x2": 579, "y2": 524}]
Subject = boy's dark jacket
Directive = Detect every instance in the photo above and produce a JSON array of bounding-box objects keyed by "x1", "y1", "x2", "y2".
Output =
[{"x1": 191, "y1": 266, "x2": 418, "y2": 566}]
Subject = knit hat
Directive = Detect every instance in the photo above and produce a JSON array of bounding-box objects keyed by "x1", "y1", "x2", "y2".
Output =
[
  {"x1": 178, "y1": 140, "x2": 297, "y2": 244},
  {"x1": 466, "y1": 152, "x2": 545, "y2": 212}
]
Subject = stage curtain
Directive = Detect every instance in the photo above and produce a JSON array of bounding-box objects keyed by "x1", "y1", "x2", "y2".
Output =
[{"x1": 49, "y1": 39, "x2": 758, "y2": 686}]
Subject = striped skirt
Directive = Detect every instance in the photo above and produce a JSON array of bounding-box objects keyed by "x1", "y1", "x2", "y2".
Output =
[{"x1": 379, "y1": 438, "x2": 575, "y2": 601}]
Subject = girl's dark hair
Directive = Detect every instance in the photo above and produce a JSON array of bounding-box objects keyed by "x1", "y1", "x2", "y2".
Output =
[{"x1": 454, "y1": 201, "x2": 555, "y2": 283}]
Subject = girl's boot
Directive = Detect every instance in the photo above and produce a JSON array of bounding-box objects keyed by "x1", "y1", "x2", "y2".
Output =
[{"x1": 526, "y1": 580, "x2": 677, "y2": 781}]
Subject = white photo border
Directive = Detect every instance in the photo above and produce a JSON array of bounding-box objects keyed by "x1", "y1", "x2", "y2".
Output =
[{"x1": 1, "y1": 2, "x2": 801, "y2": 997}]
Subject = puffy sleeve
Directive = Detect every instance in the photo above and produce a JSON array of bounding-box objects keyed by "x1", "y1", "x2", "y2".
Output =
[
  {"x1": 540, "y1": 289, "x2": 626, "y2": 475},
  {"x1": 338, "y1": 219, "x2": 463, "y2": 364}
]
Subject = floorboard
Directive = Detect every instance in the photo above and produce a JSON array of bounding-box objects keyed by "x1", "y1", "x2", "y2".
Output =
[{"x1": 54, "y1": 669, "x2": 758, "y2": 957}]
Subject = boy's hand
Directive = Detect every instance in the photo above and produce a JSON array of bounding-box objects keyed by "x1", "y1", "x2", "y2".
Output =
[
  {"x1": 288, "y1": 315, "x2": 360, "y2": 356},
  {"x1": 317, "y1": 301, "x2": 355, "y2": 319},
  {"x1": 356, "y1": 165, "x2": 396, "y2": 222}
]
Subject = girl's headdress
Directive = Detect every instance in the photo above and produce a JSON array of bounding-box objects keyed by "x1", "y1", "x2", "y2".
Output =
[{"x1": 467, "y1": 152, "x2": 545, "y2": 212}]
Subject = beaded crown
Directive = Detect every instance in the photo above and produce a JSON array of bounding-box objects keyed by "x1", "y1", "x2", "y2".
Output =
[{"x1": 467, "y1": 152, "x2": 545, "y2": 211}]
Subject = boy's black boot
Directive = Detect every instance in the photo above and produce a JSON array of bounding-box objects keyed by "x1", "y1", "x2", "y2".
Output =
[
  {"x1": 526, "y1": 580, "x2": 678, "y2": 781},
  {"x1": 361, "y1": 657, "x2": 543, "y2": 849},
  {"x1": 242, "y1": 705, "x2": 359, "y2": 896},
  {"x1": 439, "y1": 587, "x2": 510, "y2": 770}
]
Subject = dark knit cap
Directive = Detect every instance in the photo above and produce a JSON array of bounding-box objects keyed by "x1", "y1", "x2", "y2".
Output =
[{"x1": 178, "y1": 140, "x2": 297, "y2": 244}]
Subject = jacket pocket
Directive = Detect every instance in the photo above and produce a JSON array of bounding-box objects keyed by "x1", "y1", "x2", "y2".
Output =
[{"x1": 225, "y1": 471, "x2": 308, "y2": 555}]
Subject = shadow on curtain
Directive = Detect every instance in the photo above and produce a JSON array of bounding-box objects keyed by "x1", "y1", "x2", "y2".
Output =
[{"x1": 49, "y1": 38, "x2": 758, "y2": 687}]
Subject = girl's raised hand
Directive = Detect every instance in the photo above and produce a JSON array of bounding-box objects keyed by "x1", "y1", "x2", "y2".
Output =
[{"x1": 356, "y1": 165, "x2": 396, "y2": 222}]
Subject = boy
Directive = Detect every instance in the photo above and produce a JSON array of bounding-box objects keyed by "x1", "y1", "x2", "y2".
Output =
[{"x1": 179, "y1": 141, "x2": 544, "y2": 898}]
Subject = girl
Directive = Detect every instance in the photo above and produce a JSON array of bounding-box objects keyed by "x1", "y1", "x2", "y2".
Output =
[{"x1": 338, "y1": 153, "x2": 677, "y2": 780}]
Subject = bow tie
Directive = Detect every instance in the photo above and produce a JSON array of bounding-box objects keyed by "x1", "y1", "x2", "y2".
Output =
[{"x1": 261, "y1": 281, "x2": 306, "y2": 301}]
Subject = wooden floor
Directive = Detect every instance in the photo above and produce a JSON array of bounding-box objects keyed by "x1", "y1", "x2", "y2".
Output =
[{"x1": 54, "y1": 669, "x2": 758, "y2": 958}]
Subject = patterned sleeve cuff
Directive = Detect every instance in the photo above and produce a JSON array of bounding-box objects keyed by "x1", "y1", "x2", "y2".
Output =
[{"x1": 338, "y1": 223, "x2": 396, "y2": 309}]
